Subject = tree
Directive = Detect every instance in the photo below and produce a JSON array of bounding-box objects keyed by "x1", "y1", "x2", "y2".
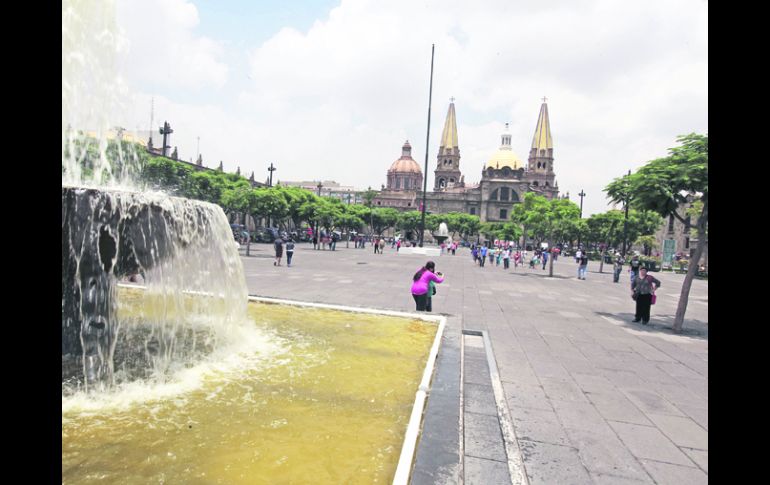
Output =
[
  {"x1": 635, "y1": 235, "x2": 659, "y2": 256},
  {"x1": 605, "y1": 133, "x2": 707, "y2": 333},
  {"x1": 361, "y1": 188, "x2": 379, "y2": 233},
  {"x1": 513, "y1": 194, "x2": 581, "y2": 276},
  {"x1": 396, "y1": 211, "x2": 423, "y2": 240},
  {"x1": 510, "y1": 192, "x2": 540, "y2": 249}
]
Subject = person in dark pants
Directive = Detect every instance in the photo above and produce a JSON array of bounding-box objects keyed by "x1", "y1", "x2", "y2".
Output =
[
  {"x1": 285, "y1": 239, "x2": 295, "y2": 267},
  {"x1": 631, "y1": 267, "x2": 661, "y2": 324},
  {"x1": 273, "y1": 238, "x2": 284, "y2": 266},
  {"x1": 629, "y1": 254, "x2": 641, "y2": 288},
  {"x1": 613, "y1": 254, "x2": 625, "y2": 283},
  {"x1": 411, "y1": 261, "x2": 444, "y2": 312}
]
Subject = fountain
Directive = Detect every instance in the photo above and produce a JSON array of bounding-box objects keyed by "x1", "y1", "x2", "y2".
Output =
[
  {"x1": 62, "y1": 2, "x2": 443, "y2": 482},
  {"x1": 433, "y1": 221, "x2": 450, "y2": 245}
]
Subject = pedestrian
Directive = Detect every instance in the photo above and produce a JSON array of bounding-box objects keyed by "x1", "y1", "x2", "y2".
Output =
[
  {"x1": 529, "y1": 254, "x2": 537, "y2": 269},
  {"x1": 313, "y1": 234, "x2": 318, "y2": 250},
  {"x1": 513, "y1": 250, "x2": 521, "y2": 269},
  {"x1": 331, "y1": 232, "x2": 338, "y2": 251},
  {"x1": 503, "y1": 247, "x2": 510, "y2": 269},
  {"x1": 374, "y1": 237, "x2": 379, "y2": 254},
  {"x1": 273, "y1": 238, "x2": 284, "y2": 266},
  {"x1": 577, "y1": 252, "x2": 588, "y2": 279},
  {"x1": 285, "y1": 238, "x2": 295, "y2": 267},
  {"x1": 495, "y1": 247, "x2": 502, "y2": 266},
  {"x1": 542, "y1": 249, "x2": 549, "y2": 270},
  {"x1": 488, "y1": 247, "x2": 495, "y2": 266},
  {"x1": 471, "y1": 246, "x2": 478, "y2": 263},
  {"x1": 396, "y1": 239, "x2": 401, "y2": 252},
  {"x1": 379, "y1": 238, "x2": 385, "y2": 254},
  {"x1": 411, "y1": 261, "x2": 444, "y2": 312},
  {"x1": 451, "y1": 242, "x2": 457, "y2": 255},
  {"x1": 575, "y1": 248, "x2": 582, "y2": 264},
  {"x1": 629, "y1": 254, "x2": 641, "y2": 287},
  {"x1": 479, "y1": 245, "x2": 488, "y2": 267},
  {"x1": 613, "y1": 253, "x2": 625, "y2": 283},
  {"x1": 631, "y1": 267, "x2": 661, "y2": 324}
]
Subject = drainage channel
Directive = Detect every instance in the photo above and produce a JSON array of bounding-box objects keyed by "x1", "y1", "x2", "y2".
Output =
[{"x1": 461, "y1": 329, "x2": 528, "y2": 485}]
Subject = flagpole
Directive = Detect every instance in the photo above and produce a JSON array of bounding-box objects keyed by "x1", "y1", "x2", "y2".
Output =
[{"x1": 418, "y1": 44, "x2": 434, "y2": 248}]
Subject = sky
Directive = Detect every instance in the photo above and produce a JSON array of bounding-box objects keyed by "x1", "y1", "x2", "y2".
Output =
[{"x1": 110, "y1": 0, "x2": 707, "y2": 217}]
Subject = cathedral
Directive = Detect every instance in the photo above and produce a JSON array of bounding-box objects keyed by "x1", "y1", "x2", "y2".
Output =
[{"x1": 374, "y1": 99, "x2": 561, "y2": 222}]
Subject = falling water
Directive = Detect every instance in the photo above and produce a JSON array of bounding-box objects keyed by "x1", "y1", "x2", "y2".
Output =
[{"x1": 61, "y1": 0, "x2": 262, "y2": 398}]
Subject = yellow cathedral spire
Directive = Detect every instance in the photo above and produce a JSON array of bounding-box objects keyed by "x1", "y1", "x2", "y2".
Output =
[
  {"x1": 440, "y1": 98, "x2": 459, "y2": 150},
  {"x1": 531, "y1": 97, "x2": 553, "y2": 151}
]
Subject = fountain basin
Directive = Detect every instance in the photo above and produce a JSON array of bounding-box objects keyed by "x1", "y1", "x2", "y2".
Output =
[{"x1": 62, "y1": 290, "x2": 444, "y2": 484}]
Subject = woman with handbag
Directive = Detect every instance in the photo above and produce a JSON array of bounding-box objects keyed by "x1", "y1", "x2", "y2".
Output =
[{"x1": 631, "y1": 267, "x2": 661, "y2": 324}]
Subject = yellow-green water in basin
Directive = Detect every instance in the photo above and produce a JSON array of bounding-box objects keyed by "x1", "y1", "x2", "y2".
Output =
[{"x1": 62, "y1": 299, "x2": 437, "y2": 484}]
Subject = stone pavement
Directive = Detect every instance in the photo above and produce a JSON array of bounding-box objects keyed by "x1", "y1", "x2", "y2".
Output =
[{"x1": 240, "y1": 242, "x2": 708, "y2": 484}]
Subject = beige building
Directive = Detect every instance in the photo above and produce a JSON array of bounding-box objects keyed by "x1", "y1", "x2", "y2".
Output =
[
  {"x1": 375, "y1": 99, "x2": 562, "y2": 222},
  {"x1": 654, "y1": 197, "x2": 708, "y2": 269}
]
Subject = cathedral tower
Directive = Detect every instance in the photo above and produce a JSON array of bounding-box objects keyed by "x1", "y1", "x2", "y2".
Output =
[
  {"x1": 434, "y1": 99, "x2": 463, "y2": 190},
  {"x1": 527, "y1": 98, "x2": 554, "y2": 174}
]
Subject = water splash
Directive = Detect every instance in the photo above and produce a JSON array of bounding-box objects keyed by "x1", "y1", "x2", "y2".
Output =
[{"x1": 61, "y1": 0, "x2": 267, "y2": 399}]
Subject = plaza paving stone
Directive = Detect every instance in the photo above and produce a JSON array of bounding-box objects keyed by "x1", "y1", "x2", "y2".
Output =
[{"x1": 240, "y1": 243, "x2": 708, "y2": 484}]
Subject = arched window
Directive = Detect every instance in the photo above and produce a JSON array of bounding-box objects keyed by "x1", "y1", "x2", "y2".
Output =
[
  {"x1": 450, "y1": 178, "x2": 455, "y2": 183},
  {"x1": 404, "y1": 179, "x2": 410, "y2": 189},
  {"x1": 439, "y1": 178, "x2": 446, "y2": 188},
  {"x1": 500, "y1": 187, "x2": 510, "y2": 201},
  {"x1": 396, "y1": 178, "x2": 401, "y2": 189},
  {"x1": 510, "y1": 190, "x2": 520, "y2": 202},
  {"x1": 544, "y1": 181, "x2": 549, "y2": 187},
  {"x1": 533, "y1": 181, "x2": 539, "y2": 187}
]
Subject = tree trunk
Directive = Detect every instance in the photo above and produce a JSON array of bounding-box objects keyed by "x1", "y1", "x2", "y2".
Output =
[
  {"x1": 672, "y1": 202, "x2": 707, "y2": 333},
  {"x1": 599, "y1": 248, "x2": 605, "y2": 273}
]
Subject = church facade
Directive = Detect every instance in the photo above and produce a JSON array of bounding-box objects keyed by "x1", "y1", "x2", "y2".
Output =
[{"x1": 375, "y1": 99, "x2": 561, "y2": 222}]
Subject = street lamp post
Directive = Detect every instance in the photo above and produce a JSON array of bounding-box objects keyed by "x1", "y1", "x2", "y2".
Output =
[
  {"x1": 621, "y1": 170, "x2": 631, "y2": 256},
  {"x1": 266, "y1": 163, "x2": 276, "y2": 229},
  {"x1": 577, "y1": 189, "x2": 586, "y2": 249},
  {"x1": 316, "y1": 181, "x2": 323, "y2": 250}
]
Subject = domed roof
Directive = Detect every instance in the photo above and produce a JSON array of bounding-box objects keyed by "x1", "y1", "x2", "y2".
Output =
[
  {"x1": 388, "y1": 140, "x2": 422, "y2": 174},
  {"x1": 484, "y1": 124, "x2": 523, "y2": 170},
  {"x1": 484, "y1": 148, "x2": 523, "y2": 170}
]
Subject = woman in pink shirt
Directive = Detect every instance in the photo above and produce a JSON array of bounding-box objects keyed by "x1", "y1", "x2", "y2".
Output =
[{"x1": 411, "y1": 261, "x2": 444, "y2": 312}]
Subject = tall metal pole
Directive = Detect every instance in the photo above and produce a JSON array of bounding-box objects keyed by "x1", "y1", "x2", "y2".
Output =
[
  {"x1": 418, "y1": 44, "x2": 435, "y2": 248},
  {"x1": 621, "y1": 170, "x2": 631, "y2": 256}
]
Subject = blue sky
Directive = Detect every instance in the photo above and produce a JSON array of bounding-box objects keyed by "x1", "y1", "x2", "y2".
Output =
[{"x1": 104, "y1": 0, "x2": 706, "y2": 216}]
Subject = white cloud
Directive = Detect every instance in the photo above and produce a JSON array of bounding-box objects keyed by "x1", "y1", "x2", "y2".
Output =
[
  {"x1": 116, "y1": 0, "x2": 228, "y2": 90},
  {"x1": 114, "y1": 0, "x2": 707, "y2": 216}
]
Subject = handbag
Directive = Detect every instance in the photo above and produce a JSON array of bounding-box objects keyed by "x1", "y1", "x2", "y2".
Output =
[
  {"x1": 651, "y1": 293, "x2": 657, "y2": 305},
  {"x1": 631, "y1": 293, "x2": 637, "y2": 301}
]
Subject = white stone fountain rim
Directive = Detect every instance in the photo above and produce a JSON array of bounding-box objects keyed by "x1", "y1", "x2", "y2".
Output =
[{"x1": 246, "y1": 295, "x2": 446, "y2": 485}]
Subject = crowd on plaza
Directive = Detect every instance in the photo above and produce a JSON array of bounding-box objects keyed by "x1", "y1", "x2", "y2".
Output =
[
  {"x1": 265, "y1": 234, "x2": 662, "y2": 325},
  {"x1": 462, "y1": 242, "x2": 662, "y2": 324}
]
